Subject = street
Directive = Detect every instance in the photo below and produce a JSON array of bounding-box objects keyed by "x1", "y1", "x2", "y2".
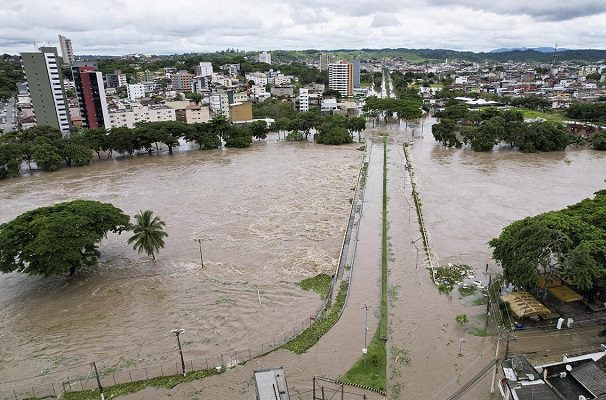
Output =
[{"x1": 0, "y1": 97, "x2": 17, "y2": 133}]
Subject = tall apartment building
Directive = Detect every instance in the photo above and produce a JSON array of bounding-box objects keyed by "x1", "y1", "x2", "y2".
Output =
[
  {"x1": 298, "y1": 88, "x2": 310, "y2": 112},
  {"x1": 328, "y1": 61, "x2": 353, "y2": 97},
  {"x1": 71, "y1": 62, "x2": 110, "y2": 129},
  {"x1": 106, "y1": 70, "x2": 128, "y2": 88},
  {"x1": 20, "y1": 47, "x2": 70, "y2": 134},
  {"x1": 259, "y1": 51, "x2": 272, "y2": 65},
  {"x1": 209, "y1": 93, "x2": 230, "y2": 118},
  {"x1": 353, "y1": 59, "x2": 361, "y2": 88},
  {"x1": 171, "y1": 70, "x2": 193, "y2": 92},
  {"x1": 58, "y1": 35, "x2": 75, "y2": 65},
  {"x1": 194, "y1": 62, "x2": 213, "y2": 77},
  {"x1": 136, "y1": 70, "x2": 154, "y2": 82},
  {"x1": 319, "y1": 53, "x2": 335, "y2": 71}
]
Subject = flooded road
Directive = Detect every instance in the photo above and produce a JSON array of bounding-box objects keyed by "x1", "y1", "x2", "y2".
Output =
[
  {"x1": 368, "y1": 117, "x2": 606, "y2": 399},
  {"x1": 0, "y1": 138, "x2": 362, "y2": 386}
]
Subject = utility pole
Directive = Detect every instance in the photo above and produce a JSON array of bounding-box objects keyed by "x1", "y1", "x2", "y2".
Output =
[
  {"x1": 90, "y1": 362, "x2": 104, "y2": 400},
  {"x1": 194, "y1": 239, "x2": 204, "y2": 268},
  {"x1": 490, "y1": 337, "x2": 501, "y2": 393},
  {"x1": 171, "y1": 329, "x2": 186, "y2": 376},
  {"x1": 363, "y1": 304, "x2": 370, "y2": 371}
]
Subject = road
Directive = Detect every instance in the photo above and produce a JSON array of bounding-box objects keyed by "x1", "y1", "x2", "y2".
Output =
[{"x1": 1, "y1": 97, "x2": 17, "y2": 133}]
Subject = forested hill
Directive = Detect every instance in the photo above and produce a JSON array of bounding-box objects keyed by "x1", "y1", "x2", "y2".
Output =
[{"x1": 271, "y1": 48, "x2": 606, "y2": 64}]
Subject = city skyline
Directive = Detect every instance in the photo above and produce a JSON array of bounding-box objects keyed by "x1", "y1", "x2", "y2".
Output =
[{"x1": 2, "y1": 0, "x2": 606, "y2": 55}]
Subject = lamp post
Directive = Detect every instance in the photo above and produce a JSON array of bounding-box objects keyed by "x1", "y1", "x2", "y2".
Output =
[
  {"x1": 411, "y1": 238, "x2": 422, "y2": 269},
  {"x1": 90, "y1": 361, "x2": 104, "y2": 400},
  {"x1": 194, "y1": 239, "x2": 204, "y2": 268},
  {"x1": 362, "y1": 304, "x2": 370, "y2": 371},
  {"x1": 171, "y1": 329, "x2": 186, "y2": 376}
]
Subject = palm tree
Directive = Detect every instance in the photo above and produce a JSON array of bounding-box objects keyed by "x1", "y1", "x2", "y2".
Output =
[{"x1": 128, "y1": 210, "x2": 168, "y2": 260}]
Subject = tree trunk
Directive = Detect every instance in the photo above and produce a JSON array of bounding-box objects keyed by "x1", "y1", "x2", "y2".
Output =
[
  {"x1": 69, "y1": 265, "x2": 76, "y2": 277},
  {"x1": 96, "y1": 151, "x2": 101, "y2": 160},
  {"x1": 152, "y1": 253, "x2": 156, "y2": 261},
  {"x1": 168, "y1": 145, "x2": 173, "y2": 155}
]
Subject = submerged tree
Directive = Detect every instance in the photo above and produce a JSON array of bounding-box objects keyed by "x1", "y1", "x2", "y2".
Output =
[
  {"x1": 128, "y1": 210, "x2": 168, "y2": 260},
  {"x1": 0, "y1": 200, "x2": 131, "y2": 277}
]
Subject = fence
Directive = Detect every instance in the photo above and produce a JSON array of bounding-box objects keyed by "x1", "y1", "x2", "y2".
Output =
[{"x1": 0, "y1": 146, "x2": 371, "y2": 400}]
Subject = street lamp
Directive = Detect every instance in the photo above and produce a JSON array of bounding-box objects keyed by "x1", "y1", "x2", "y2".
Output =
[
  {"x1": 194, "y1": 239, "x2": 204, "y2": 268},
  {"x1": 362, "y1": 304, "x2": 371, "y2": 371},
  {"x1": 411, "y1": 238, "x2": 422, "y2": 269},
  {"x1": 171, "y1": 328, "x2": 186, "y2": 376}
]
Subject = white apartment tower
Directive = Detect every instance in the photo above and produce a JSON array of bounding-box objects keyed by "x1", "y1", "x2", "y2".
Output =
[
  {"x1": 328, "y1": 61, "x2": 353, "y2": 97},
  {"x1": 127, "y1": 84, "x2": 146, "y2": 101},
  {"x1": 259, "y1": 51, "x2": 272, "y2": 65},
  {"x1": 58, "y1": 35, "x2": 75, "y2": 65},
  {"x1": 195, "y1": 62, "x2": 214, "y2": 77},
  {"x1": 298, "y1": 88, "x2": 309, "y2": 112}
]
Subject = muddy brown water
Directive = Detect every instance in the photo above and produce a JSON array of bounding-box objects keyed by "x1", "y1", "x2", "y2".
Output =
[
  {"x1": 0, "y1": 138, "x2": 362, "y2": 386},
  {"x1": 367, "y1": 117, "x2": 606, "y2": 399}
]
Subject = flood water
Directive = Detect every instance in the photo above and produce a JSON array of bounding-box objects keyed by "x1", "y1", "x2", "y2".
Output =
[{"x1": 0, "y1": 138, "x2": 362, "y2": 386}]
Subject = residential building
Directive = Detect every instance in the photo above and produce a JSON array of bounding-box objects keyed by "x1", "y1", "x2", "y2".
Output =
[
  {"x1": 319, "y1": 53, "x2": 335, "y2": 71},
  {"x1": 245, "y1": 72, "x2": 268, "y2": 86},
  {"x1": 353, "y1": 59, "x2": 361, "y2": 88},
  {"x1": 298, "y1": 88, "x2": 309, "y2": 112},
  {"x1": 108, "y1": 104, "x2": 176, "y2": 128},
  {"x1": 71, "y1": 62, "x2": 110, "y2": 129},
  {"x1": 222, "y1": 64, "x2": 240, "y2": 76},
  {"x1": 175, "y1": 105, "x2": 210, "y2": 124},
  {"x1": 127, "y1": 84, "x2": 146, "y2": 101},
  {"x1": 259, "y1": 51, "x2": 272, "y2": 65},
  {"x1": 20, "y1": 47, "x2": 71, "y2": 134},
  {"x1": 272, "y1": 74, "x2": 292, "y2": 85},
  {"x1": 58, "y1": 35, "x2": 75, "y2": 65},
  {"x1": 194, "y1": 62, "x2": 213, "y2": 77},
  {"x1": 271, "y1": 84, "x2": 294, "y2": 97},
  {"x1": 171, "y1": 70, "x2": 193, "y2": 92},
  {"x1": 136, "y1": 70, "x2": 154, "y2": 82},
  {"x1": 106, "y1": 70, "x2": 127, "y2": 88},
  {"x1": 209, "y1": 92, "x2": 230, "y2": 117},
  {"x1": 229, "y1": 102, "x2": 253, "y2": 122},
  {"x1": 328, "y1": 61, "x2": 354, "y2": 97}
]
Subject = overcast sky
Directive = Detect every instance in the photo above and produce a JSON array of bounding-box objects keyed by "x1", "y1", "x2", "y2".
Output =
[{"x1": 2, "y1": 0, "x2": 606, "y2": 55}]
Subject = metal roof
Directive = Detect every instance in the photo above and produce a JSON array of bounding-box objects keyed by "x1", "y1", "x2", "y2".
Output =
[{"x1": 570, "y1": 361, "x2": 606, "y2": 397}]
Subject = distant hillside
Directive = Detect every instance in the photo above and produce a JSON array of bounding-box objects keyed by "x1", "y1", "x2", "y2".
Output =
[{"x1": 490, "y1": 47, "x2": 571, "y2": 53}]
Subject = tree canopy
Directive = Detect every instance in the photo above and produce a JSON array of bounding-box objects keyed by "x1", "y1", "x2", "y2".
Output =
[
  {"x1": 0, "y1": 200, "x2": 131, "y2": 276},
  {"x1": 490, "y1": 191, "x2": 606, "y2": 292}
]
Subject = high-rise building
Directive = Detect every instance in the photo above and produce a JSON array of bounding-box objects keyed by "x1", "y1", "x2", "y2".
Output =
[
  {"x1": 259, "y1": 51, "x2": 272, "y2": 65},
  {"x1": 171, "y1": 70, "x2": 193, "y2": 92},
  {"x1": 194, "y1": 62, "x2": 213, "y2": 77},
  {"x1": 21, "y1": 47, "x2": 70, "y2": 134},
  {"x1": 319, "y1": 53, "x2": 335, "y2": 71},
  {"x1": 298, "y1": 88, "x2": 309, "y2": 112},
  {"x1": 71, "y1": 62, "x2": 110, "y2": 129},
  {"x1": 328, "y1": 61, "x2": 353, "y2": 97},
  {"x1": 58, "y1": 35, "x2": 75, "y2": 65},
  {"x1": 353, "y1": 59, "x2": 361, "y2": 88}
]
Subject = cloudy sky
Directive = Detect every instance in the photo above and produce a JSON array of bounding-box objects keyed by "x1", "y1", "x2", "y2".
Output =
[{"x1": 2, "y1": 0, "x2": 606, "y2": 55}]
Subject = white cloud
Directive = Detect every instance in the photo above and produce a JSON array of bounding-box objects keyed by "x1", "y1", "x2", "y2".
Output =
[{"x1": 1, "y1": 0, "x2": 605, "y2": 55}]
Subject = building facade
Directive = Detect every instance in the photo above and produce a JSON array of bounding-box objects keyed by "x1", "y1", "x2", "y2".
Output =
[
  {"x1": 106, "y1": 70, "x2": 128, "y2": 88},
  {"x1": 328, "y1": 61, "x2": 354, "y2": 97},
  {"x1": 171, "y1": 71, "x2": 193, "y2": 92},
  {"x1": 72, "y1": 62, "x2": 110, "y2": 129},
  {"x1": 21, "y1": 47, "x2": 71, "y2": 134},
  {"x1": 259, "y1": 51, "x2": 272, "y2": 65},
  {"x1": 127, "y1": 84, "x2": 146, "y2": 101},
  {"x1": 298, "y1": 88, "x2": 309, "y2": 112},
  {"x1": 108, "y1": 105, "x2": 176, "y2": 128},
  {"x1": 319, "y1": 53, "x2": 335, "y2": 71},
  {"x1": 58, "y1": 35, "x2": 75, "y2": 65},
  {"x1": 194, "y1": 62, "x2": 213, "y2": 77},
  {"x1": 229, "y1": 102, "x2": 253, "y2": 122},
  {"x1": 353, "y1": 59, "x2": 361, "y2": 88}
]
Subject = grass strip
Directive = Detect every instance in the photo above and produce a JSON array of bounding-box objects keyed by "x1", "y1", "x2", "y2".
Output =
[
  {"x1": 341, "y1": 137, "x2": 388, "y2": 393},
  {"x1": 282, "y1": 280, "x2": 349, "y2": 354},
  {"x1": 340, "y1": 325, "x2": 387, "y2": 392},
  {"x1": 63, "y1": 368, "x2": 223, "y2": 400},
  {"x1": 298, "y1": 273, "x2": 332, "y2": 300}
]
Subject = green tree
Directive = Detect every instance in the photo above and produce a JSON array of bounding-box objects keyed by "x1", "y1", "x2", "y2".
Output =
[
  {"x1": 592, "y1": 132, "x2": 606, "y2": 151},
  {"x1": 250, "y1": 120, "x2": 268, "y2": 141},
  {"x1": 185, "y1": 122, "x2": 222, "y2": 150},
  {"x1": 107, "y1": 127, "x2": 140, "y2": 156},
  {"x1": 32, "y1": 142, "x2": 63, "y2": 171},
  {"x1": 185, "y1": 92, "x2": 203, "y2": 105},
  {"x1": 128, "y1": 210, "x2": 168, "y2": 260},
  {"x1": 0, "y1": 143, "x2": 21, "y2": 179},
  {"x1": 0, "y1": 200, "x2": 131, "y2": 276},
  {"x1": 432, "y1": 118, "x2": 461, "y2": 148},
  {"x1": 61, "y1": 143, "x2": 93, "y2": 167},
  {"x1": 224, "y1": 125, "x2": 253, "y2": 148}
]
